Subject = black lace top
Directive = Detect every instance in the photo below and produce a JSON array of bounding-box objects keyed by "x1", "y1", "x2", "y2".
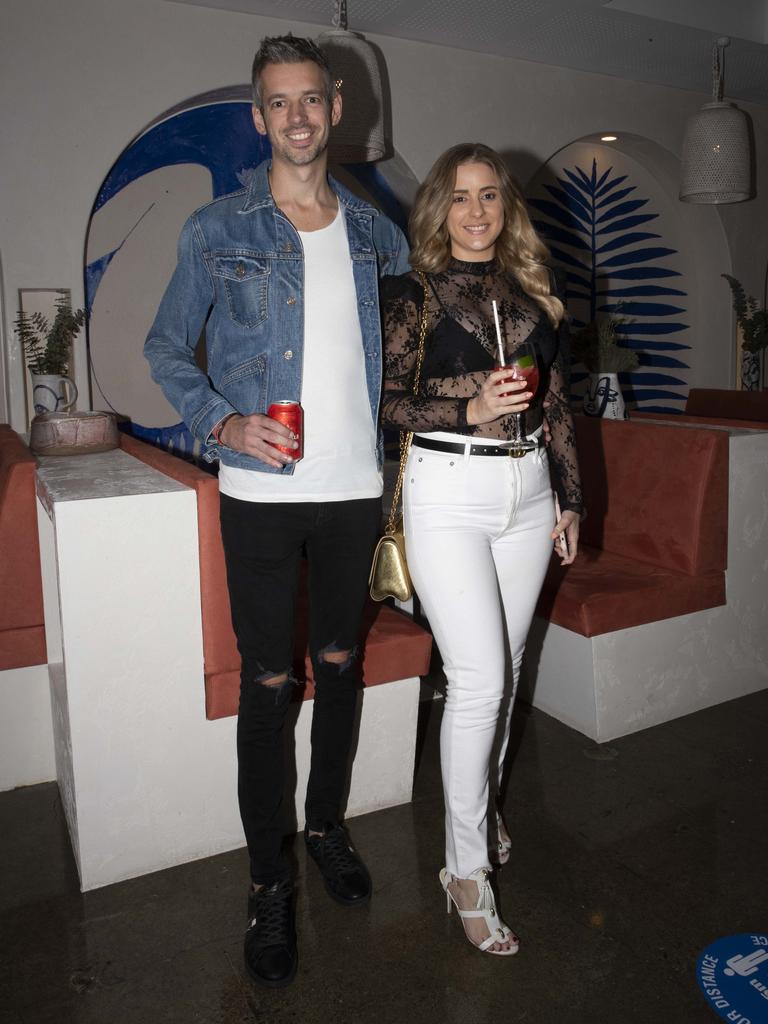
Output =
[{"x1": 380, "y1": 258, "x2": 583, "y2": 514}]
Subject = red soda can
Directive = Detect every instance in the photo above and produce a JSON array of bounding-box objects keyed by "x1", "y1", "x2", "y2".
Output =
[{"x1": 267, "y1": 400, "x2": 303, "y2": 460}]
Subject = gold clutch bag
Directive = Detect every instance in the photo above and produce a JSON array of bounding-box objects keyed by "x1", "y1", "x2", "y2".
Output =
[
  {"x1": 369, "y1": 270, "x2": 430, "y2": 604},
  {"x1": 369, "y1": 516, "x2": 413, "y2": 603}
]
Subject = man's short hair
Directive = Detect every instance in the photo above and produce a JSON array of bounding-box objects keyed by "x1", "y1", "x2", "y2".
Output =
[{"x1": 251, "y1": 34, "x2": 334, "y2": 107}]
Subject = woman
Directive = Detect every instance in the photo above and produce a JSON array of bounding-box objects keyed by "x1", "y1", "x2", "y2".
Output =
[{"x1": 381, "y1": 143, "x2": 583, "y2": 956}]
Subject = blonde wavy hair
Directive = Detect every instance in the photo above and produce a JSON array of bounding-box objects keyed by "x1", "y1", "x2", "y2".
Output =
[{"x1": 409, "y1": 143, "x2": 564, "y2": 327}]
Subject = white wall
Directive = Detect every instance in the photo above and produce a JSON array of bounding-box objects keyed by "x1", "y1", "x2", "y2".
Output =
[{"x1": 2, "y1": 0, "x2": 766, "y2": 430}]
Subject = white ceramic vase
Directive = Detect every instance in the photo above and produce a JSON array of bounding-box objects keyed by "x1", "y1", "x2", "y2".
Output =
[
  {"x1": 740, "y1": 349, "x2": 762, "y2": 391},
  {"x1": 583, "y1": 372, "x2": 628, "y2": 419},
  {"x1": 30, "y1": 373, "x2": 78, "y2": 416}
]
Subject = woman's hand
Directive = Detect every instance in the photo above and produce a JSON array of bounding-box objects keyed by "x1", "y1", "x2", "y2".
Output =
[
  {"x1": 552, "y1": 509, "x2": 579, "y2": 566},
  {"x1": 467, "y1": 370, "x2": 532, "y2": 426}
]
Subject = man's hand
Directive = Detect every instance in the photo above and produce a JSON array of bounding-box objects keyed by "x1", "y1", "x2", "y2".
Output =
[{"x1": 220, "y1": 413, "x2": 298, "y2": 469}]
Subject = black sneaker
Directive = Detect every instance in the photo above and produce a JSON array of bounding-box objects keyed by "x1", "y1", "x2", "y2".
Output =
[
  {"x1": 244, "y1": 879, "x2": 297, "y2": 988},
  {"x1": 305, "y1": 823, "x2": 372, "y2": 906}
]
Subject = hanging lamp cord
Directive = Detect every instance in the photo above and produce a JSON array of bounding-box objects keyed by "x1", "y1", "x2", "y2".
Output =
[
  {"x1": 711, "y1": 37, "x2": 730, "y2": 103},
  {"x1": 332, "y1": 0, "x2": 348, "y2": 30}
]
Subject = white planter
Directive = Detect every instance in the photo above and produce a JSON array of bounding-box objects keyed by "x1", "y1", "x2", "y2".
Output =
[
  {"x1": 740, "y1": 349, "x2": 762, "y2": 391},
  {"x1": 583, "y1": 372, "x2": 627, "y2": 419},
  {"x1": 30, "y1": 373, "x2": 78, "y2": 416}
]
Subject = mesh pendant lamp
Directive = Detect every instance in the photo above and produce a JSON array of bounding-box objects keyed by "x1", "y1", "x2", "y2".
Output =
[
  {"x1": 318, "y1": 0, "x2": 386, "y2": 163},
  {"x1": 680, "y1": 37, "x2": 751, "y2": 204}
]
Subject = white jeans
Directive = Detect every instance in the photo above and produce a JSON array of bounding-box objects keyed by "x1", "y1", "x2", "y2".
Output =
[{"x1": 404, "y1": 432, "x2": 555, "y2": 878}]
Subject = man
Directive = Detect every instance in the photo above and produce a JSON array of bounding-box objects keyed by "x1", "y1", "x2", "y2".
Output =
[{"x1": 144, "y1": 35, "x2": 409, "y2": 988}]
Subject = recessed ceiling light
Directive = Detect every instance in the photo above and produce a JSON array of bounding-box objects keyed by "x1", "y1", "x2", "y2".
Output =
[{"x1": 601, "y1": 135, "x2": 618, "y2": 142}]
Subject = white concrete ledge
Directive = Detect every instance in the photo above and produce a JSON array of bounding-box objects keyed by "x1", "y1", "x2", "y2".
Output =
[
  {"x1": 32, "y1": 450, "x2": 419, "y2": 890},
  {"x1": 0, "y1": 663, "x2": 55, "y2": 791}
]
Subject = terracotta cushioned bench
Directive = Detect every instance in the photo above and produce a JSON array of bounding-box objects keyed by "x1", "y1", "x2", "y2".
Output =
[
  {"x1": 0, "y1": 425, "x2": 46, "y2": 670},
  {"x1": 118, "y1": 434, "x2": 432, "y2": 718},
  {"x1": 520, "y1": 414, "x2": 753, "y2": 743},
  {"x1": 537, "y1": 415, "x2": 728, "y2": 637}
]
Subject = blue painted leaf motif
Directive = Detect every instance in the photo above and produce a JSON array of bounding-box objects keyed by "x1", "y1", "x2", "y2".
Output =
[
  {"x1": 595, "y1": 186, "x2": 636, "y2": 209},
  {"x1": 599, "y1": 302, "x2": 686, "y2": 317},
  {"x1": 566, "y1": 271, "x2": 593, "y2": 292},
  {"x1": 527, "y1": 199, "x2": 588, "y2": 233},
  {"x1": 596, "y1": 199, "x2": 649, "y2": 224},
  {"x1": 543, "y1": 185, "x2": 592, "y2": 224},
  {"x1": 547, "y1": 246, "x2": 590, "y2": 272},
  {"x1": 532, "y1": 221, "x2": 591, "y2": 251},
  {"x1": 623, "y1": 339, "x2": 690, "y2": 351},
  {"x1": 562, "y1": 168, "x2": 595, "y2": 199},
  {"x1": 595, "y1": 165, "x2": 612, "y2": 188},
  {"x1": 598, "y1": 248, "x2": 676, "y2": 268},
  {"x1": 600, "y1": 267, "x2": 681, "y2": 280},
  {"x1": 638, "y1": 354, "x2": 690, "y2": 368},
  {"x1": 555, "y1": 179, "x2": 593, "y2": 218},
  {"x1": 596, "y1": 233, "x2": 660, "y2": 254},
  {"x1": 596, "y1": 214, "x2": 659, "y2": 235},
  {"x1": 595, "y1": 174, "x2": 628, "y2": 199},
  {"x1": 598, "y1": 285, "x2": 687, "y2": 297},
  {"x1": 528, "y1": 155, "x2": 690, "y2": 410},
  {"x1": 622, "y1": 323, "x2": 689, "y2": 334}
]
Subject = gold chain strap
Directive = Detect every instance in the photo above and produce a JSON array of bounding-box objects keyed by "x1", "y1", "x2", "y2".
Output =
[{"x1": 384, "y1": 270, "x2": 430, "y2": 535}]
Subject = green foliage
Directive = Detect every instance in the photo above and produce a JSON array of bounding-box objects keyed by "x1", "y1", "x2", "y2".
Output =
[
  {"x1": 722, "y1": 274, "x2": 768, "y2": 353},
  {"x1": 14, "y1": 296, "x2": 86, "y2": 375},
  {"x1": 571, "y1": 308, "x2": 640, "y2": 374}
]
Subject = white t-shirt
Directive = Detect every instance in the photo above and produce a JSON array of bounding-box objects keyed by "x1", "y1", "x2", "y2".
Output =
[{"x1": 218, "y1": 207, "x2": 382, "y2": 502}]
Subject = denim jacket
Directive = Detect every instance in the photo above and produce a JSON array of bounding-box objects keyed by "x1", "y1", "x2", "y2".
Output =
[{"x1": 144, "y1": 160, "x2": 410, "y2": 472}]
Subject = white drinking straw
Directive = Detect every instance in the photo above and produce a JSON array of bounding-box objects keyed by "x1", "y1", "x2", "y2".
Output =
[{"x1": 491, "y1": 300, "x2": 505, "y2": 365}]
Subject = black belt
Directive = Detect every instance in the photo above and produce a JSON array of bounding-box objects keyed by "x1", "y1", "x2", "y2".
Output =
[{"x1": 412, "y1": 436, "x2": 540, "y2": 458}]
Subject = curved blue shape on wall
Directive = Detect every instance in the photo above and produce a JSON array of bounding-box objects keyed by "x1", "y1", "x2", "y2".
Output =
[
  {"x1": 94, "y1": 103, "x2": 269, "y2": 213},
  {"x1": 86, "y1": 103, "x2": 271, "y2": 311}
]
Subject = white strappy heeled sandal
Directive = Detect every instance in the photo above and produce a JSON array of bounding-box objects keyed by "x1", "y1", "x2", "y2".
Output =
[
  {"x1": 439, "y1": 867, "x2": 520, "y2": 956},
  {"x1": 491, "y1": 810, "x2": 512, "y2": 866}
]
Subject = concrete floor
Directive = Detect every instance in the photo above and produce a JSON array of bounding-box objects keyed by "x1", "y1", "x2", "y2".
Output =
[{"x1": 1, "y1": 687, "x2": 766, "y2": 1024}]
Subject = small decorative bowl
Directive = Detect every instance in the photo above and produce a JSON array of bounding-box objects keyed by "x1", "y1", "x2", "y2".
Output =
[{"x1": 30, "y1": 411, "x2": 119, "y2": 456}]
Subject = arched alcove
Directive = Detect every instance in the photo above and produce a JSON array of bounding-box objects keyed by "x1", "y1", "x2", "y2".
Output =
[
  {"x1": 526, "y1": 133, "x2": 732, "y2": 412},
  {"x1": 84, "y1": 87, "x2": 418, "y2": 452}
]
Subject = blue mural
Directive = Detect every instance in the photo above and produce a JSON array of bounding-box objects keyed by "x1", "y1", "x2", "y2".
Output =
[
  {"x1": 528, "y1": 157, "x2": 690, "y2": 413},
  {"x1": 87, "y1": 103, "x2": 272, "y2": 313},
  {"x1": 86, "y1": 98, "x2": 409, "y2": 457}
]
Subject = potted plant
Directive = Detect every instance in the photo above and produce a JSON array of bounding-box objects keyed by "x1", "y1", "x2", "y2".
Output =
[
  {"x1": 572, "y1": 308, "x2": 639, "y2": 419},
  {"x1": 14, "y1": 296, "x2": 86, "y2": 415},
  {"x1": 722, "y1": 274, "x2": 768, "y2": 391}
]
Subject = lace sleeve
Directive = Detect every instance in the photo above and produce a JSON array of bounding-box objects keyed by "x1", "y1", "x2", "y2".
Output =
[
  {"x1": 546, "y1": 315, "x2": 584, "y2": 515},
  {"x1": 380, "y1": 275, "x2": 470, "y2": 432}
]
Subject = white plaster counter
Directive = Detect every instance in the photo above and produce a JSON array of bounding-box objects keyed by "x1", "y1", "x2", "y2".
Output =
[
  {"x1": 36, "y1": 449, "x2": 218, "y2": 890},
  {"x1": 35, "y1": 448, "x2": 420, "y2": 890}
]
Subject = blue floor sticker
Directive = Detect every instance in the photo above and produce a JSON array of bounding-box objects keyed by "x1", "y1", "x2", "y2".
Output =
[{"x1": 697, "y1": 934, "x2": 768, "y2": 1022}]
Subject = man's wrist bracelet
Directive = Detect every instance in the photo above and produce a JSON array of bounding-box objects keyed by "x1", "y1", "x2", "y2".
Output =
[{"x1": 211, "y1": 414, "x2": 236, "y2": 444}]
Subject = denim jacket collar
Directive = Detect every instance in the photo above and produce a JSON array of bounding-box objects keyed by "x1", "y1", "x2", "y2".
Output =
[{"x1": 239, "y1": 159, "x2": 379, "y2": 218}]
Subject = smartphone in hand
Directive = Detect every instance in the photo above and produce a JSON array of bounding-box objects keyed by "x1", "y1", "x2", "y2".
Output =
[{"x1": 554, "y1": 496, "x2": 569, "y2": 558}]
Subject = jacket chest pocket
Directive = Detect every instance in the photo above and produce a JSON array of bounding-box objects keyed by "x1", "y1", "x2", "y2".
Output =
[{"x1": 213, "y1": 255, "x2": 269, "y2": 328}]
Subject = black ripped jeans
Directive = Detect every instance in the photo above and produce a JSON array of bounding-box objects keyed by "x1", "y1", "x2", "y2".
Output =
[{"x1": 219, "y1": 493, "x2": 381, "y2": 885}]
